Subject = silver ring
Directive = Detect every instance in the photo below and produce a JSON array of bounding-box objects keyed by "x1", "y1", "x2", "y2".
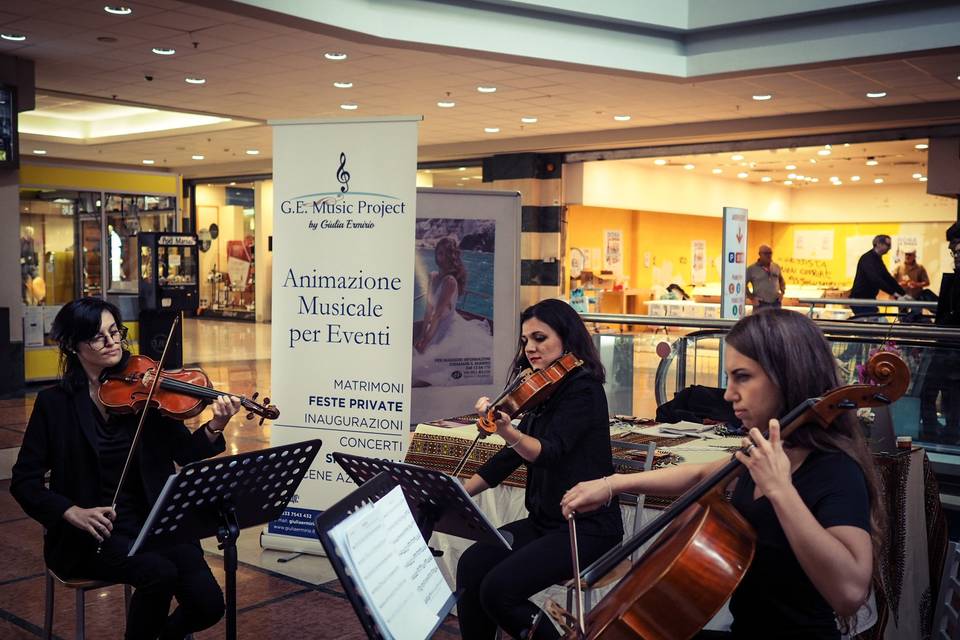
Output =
[{"x1": 745, "y1": 443, "x2": 756, "y2": 454}]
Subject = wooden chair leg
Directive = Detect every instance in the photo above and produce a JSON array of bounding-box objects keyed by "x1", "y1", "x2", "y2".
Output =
[
  {"x1": 74, "y1": 587, "x2": 85, "y2": 640},
  {"x1": 43, "y1": 571, "x2": 54, "y2": 640},
  {"x1": 123, "y1": 584, "x2": 132, "y2": 615}
]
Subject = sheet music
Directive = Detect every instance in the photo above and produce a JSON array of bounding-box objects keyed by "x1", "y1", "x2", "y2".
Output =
[{"x1": 329, "y1": 486, "x2": 452, "y2": 640}]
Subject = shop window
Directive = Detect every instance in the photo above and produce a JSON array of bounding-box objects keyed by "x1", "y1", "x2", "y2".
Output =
[{"x1": 105, "y1": 193, "x2": 175, "y2": 293}]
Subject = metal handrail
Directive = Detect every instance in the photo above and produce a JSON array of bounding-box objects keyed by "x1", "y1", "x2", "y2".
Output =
[{"x1": 796, "y1": 297, "x2": 938, "y2": 309}]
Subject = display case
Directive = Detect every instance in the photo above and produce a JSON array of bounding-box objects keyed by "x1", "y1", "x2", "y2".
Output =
[
  {"x1": 107, "y1": 193, "x2": 176, "y2": 293},
  {"x1": 138, "y1": 232, "x2": 198, "y2": 312}
]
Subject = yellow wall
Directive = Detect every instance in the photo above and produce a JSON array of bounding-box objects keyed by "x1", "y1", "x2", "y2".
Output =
[{"x1": 21, "y1": 163, "x2": 178, "y2": 194}]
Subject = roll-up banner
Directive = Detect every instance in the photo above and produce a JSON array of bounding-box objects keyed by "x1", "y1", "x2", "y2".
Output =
[{"x1": 263, "y1": 116, "x2": 420, "y2": 554}]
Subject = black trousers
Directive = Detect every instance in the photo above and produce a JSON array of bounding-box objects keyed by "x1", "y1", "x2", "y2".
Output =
[
  {"x1": 72, "y1": 534, "x2": 224, "y2": 640},
  {"x1": 456, "y1": 517, "x2": 621, "y2": 640}
]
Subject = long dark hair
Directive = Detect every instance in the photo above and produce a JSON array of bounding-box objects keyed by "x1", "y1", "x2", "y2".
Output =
[
  {"x1": 726, "y1": 308, "x2": 885, "y2": 608},
  {"x1": 434, "y1": 237, "x2": 467, "y2": 295},
  {"x1": 50, "y1": 297, "x2": 124, "y2": 391},
  {"x1": 509, "y1": 298, "x2": 605, "y2": 383}
]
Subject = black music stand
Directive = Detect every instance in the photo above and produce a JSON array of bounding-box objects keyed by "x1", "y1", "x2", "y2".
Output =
[
  {"x1": 129, "y1": 440, "x2": 322, "y2": 640},
  {"x1": 315, "y1": 471, "x2": 459, "y2": 640},
  {"x1": 333, "y1": 452, "x2": 512, "y2": 550}
]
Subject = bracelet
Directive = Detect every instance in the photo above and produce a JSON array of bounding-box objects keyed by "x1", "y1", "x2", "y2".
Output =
[
  {"x1": 602, "y1": 476, "x2": 614, "y2": 506},
  {"x1": 205, "y1": 423, "x2": 224, "y2": 436},
  {"x1": 506, "y1": 434, "x2": 524, "y2": 449}
]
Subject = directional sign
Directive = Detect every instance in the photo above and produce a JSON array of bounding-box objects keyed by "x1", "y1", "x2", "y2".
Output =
[{"x1": 721, "y1": 207, "x2": 748, "y2": 320}]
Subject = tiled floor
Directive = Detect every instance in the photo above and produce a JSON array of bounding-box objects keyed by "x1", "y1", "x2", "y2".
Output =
[{"x1": 0, "y1": 318, "x2": 464, "y2": 638}]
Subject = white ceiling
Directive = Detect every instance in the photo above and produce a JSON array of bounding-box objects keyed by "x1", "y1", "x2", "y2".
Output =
[{"x1": 3, "y1": 0, "x2": 960, "y2": 173}]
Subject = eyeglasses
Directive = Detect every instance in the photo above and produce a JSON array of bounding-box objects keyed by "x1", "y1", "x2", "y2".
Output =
[
  {"x1": 86, "y1": 326, "x2": 128, "y2": 351},
  {"x1": 951, "y1": 249, "x2": 960, "y2": 258}
]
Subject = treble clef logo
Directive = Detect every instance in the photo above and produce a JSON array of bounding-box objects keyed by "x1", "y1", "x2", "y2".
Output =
[{"x1": 336, "y1": 152, "x2": 350, "y2": 193}]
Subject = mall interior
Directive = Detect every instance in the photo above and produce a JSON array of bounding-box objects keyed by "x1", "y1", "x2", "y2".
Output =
[{"x1": 1, "y1": 1, "x2": 960, "y2": 638}]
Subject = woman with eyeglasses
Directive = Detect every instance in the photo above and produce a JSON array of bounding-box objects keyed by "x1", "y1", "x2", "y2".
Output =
[{"x1": 11, "y1": 297, "x2": 241, "y2": 640}]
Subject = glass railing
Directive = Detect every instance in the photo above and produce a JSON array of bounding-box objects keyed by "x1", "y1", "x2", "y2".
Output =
[{"x1": 582, "y1": 313, "x2": 960, "y2": 459}]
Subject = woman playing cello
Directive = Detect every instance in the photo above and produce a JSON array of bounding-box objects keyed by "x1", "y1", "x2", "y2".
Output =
[
  {"x1": 11, "y1": 297, "x2": 241, "y2": 639},
  {"x1": 457, "y1": 299, "x2": 623, "y2": 639},
  {"x1": 562, "y1": 309, "x2": 883, "y2": 639}
]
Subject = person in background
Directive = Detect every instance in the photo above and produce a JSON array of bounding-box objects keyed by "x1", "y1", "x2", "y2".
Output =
[
  {"x1": 891, "y1": 250, "x2": 930, "y2": 299},
  {"x1": 745, "y1": 245, "x2": 786, "y2": 309},
  {"x1": 849, "y1": 234, "x2": 905, "y2": 319}
]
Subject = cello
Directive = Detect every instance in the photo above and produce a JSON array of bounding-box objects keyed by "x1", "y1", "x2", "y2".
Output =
[{"x1": 562, "y1": 350, "x2": 909, "y2": 640}]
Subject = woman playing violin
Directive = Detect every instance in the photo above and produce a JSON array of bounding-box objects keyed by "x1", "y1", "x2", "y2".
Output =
[
  {"x1": 11, "y1": 297, "x2": 242, "y2": 640},
  {"x1": 562, "y1": 309, "x2": 883, "y2": 639},
  {"x1": 457, "y1": 299, "x2": 623, "y2": 640}
]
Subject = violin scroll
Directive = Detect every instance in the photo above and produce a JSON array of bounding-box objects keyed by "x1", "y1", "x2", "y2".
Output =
[
  {"x1": 244, "y1": 391, "x2": 280, "y2": 425},
  {"x1": 862, "y1": 350, "x2": 910, "y2": 400}
]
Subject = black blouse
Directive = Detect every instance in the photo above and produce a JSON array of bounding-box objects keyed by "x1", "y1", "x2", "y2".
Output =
[{"x1": 476, "y1": 369, "x2": 623, "y2": 537}]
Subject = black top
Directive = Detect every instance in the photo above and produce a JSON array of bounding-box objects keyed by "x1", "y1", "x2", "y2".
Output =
[
  {"x1": 476, "y1": 369, "x2": 623, "y2": 537},
  {"x1": 728, "y1": 449, "x2": 871, "y2": 639},
  {"x1": 936, "y1": 273, "x2": 960, "y2": 326},
  {"x1": 91, "y1": 401, "x2": 148, "y2": 538},
  {"x1": 11, "y1": 381, "x2": 225, "y2": 575},
  {"x1": 850, "y1": 250, "x2": 905, "y2": 300}
]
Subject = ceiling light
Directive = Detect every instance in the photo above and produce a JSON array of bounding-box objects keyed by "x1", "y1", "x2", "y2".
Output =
[
  {"x1": 191, "y1": 154, "x2": 205, "y2": 160},
  {"x1": 912, "y1": 172, "x2": 922, "y2": 179},
  {"x1": 152, "y1": 47, "x2": 175, "y2": 55},
  {"x1": 484, "y1": 127, "x2": 500, "y2": 133},
  {"x1": 333, "y1": 81, "x2": 353, "y2": 89},
  {"x1": 920, "y1": 176, "x2": 928, "y2": 182},
  {"x1": 33, "y1": 149, "x2": 47, "y2": 155},
  {"x1": 874, "y1": 178, "x2": 884, "y2": 184},
  {"x1": 761, "y1": 176, "x2": 772, "y2": 182},
  {"x1": 245, "y1": 149, "x2": 260, "y2": 155},
  {"x1": 229, "y1": 182, "x2": 236, "y2": 186},
  {"x1": 866, "y1": 91, "x2": 887, "y2": 98},
  {"x1": 653, "y1": 159, "x2": 667, "y2": 166},
  {"x1": 830, "y1": 176, "x2": 840, "y2": 182},
  {"x1": 851, "y1": 175, "x2": 861, "y2": 181},
  {"x1": 103, "y1": 5, "x2": 132, "y2": 15},
  {"x1": 833, "y1": 181, "x2": 842, "y2": 186},
  {"x1": 712, "y1": 168, "x2": 722, "y2": 174},
  {"x1": 809, "y1": 158, "x2": 817, "y2": 164},
  {"x1": 142, "y1": 159, "x2": 155, "y2": 165},
  {"x1": 477, "y1": 86, "x2": 497, "y2": 93},
  {"x1": 437, "y1": 100, "x2": 455, "y2": 108},
  {"x1": 1, "y1": 34, "x2": 26, "y2": 42},
  {"x1": 520, "y1": 116, "x2": 538, "y2": 124},
  {"x1": 684, "y1": 164, "x2": 695, "y2": 170},
  {"x1": 185, "y1": 77, "x2": 206, "y2": 85},
  {"x1": 613, "y1": 115, "x2": 631, "y2": 122},
  {"x1": 818, "y1": 149, "x2": 831, "y2": 156},
  {"x1": 731, "y1": 154, "x2": 744, "y2": 161},
  {"x1": 785, "y1": 164, "x2": 796, "y2": 170},
  {"x1": 752, "y1": 94, "x2": 772, "y2": 101},
  {"x1": 340, "y1": 103, "x2": 358, "y2": 110},
  {"x1": 866, "y1": 157, "x2": 879, "y2": 166},
  {"x1": 784, "y1": 180, "x2": 793, "y2": 185},
  {"x1": 788, "y1": 173, "x2": 798, "y2": 179},
  {"x1": 737, "y1": 172, "x2": 749, "y2": 179},
  {"x1": 458, "y1": 167, "x2": 466, "y2": 171},
  {"x1": 324, "y1": 52, "x2": 347, "y2": 60},
  {"x1": 915, "y1": 143, "x2": 929, "y2": 150}
]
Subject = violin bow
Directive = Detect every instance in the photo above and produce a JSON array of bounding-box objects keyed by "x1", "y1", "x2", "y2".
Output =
[{"x1": 101, "y1": 312, "x2": 181, "y2": 549}]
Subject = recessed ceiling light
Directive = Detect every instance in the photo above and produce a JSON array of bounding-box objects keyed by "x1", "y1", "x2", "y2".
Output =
[
  {"x1": 1, "y1": 34, "x2": 27, "y2": 42},
  {"x1": 851, "y1": 175, "x2": 861, "y2": 181},
  {"x1": 340, "y1": 103, "x2": 358, "y2": 110},
  {"x1": 477, "y1": 86, "x2": 497, "y2": 93},
  {"x1": 866, "y1": 157, "x2": 879, "y2": 166},
  {"x1": 229, "y1": 182, "x2": 236, "y2": 186},
  {"x1": 833, "y1": 180, "x2": 842, "y2": 186},
  {"x1": 912, "y1": 172, "x2": 922, "y2": 179},
  {"x1": 866, "y1": 91, "x2": 887, "y2": 98},
  {"x1": 731, "y1": 154, "x2": 744, "y2": 161},
  {"x1": 324, "y1": 52, "x2": 347, "y2": 61},
  {"x1": 784, "y1": 180, "x2": 793, "y2": 185},
  {"x1": 104, "y1": 5, "x2": 132, "y2": 15},
  {"x1": 809, "y1": 158, "x2": 817, "y2": 164},
  {"x1": 484, "y1": 127, "x2": 500, "y2": 133},
  {"x1": 785, "y1": 164, "x2": 797, "y2": 170},
  {"x1": 333, "y1": 81, "x2": 353, "y2": 89},
  {"x1": 830, "y1": 176, "x2": 840, "y2": 182},
  {"x1": 654, "y1": 159, "x2": 667, "y2": 166},
  {"x1": 192, "y1": 154, "x2": 205, "y2": 160},
  {"x1": 142, "y1": 159, "x2": 155, "y2": 165},
  {"x1": 712, "y1": 168, "x2": 722, "y2": 174},
  {"x1": 788, "y1": 173, "x2": 798, "y2": 179},
  {"x1": 761, "y1": 176, "x2": 772, "y2": 182},
  {"x1": 874, "y1": 177, "x2": 884, "y2": 184},
  {"x1": 152, "y1": 47, "x2": 175, "y2": 55},
  {"x1": 436, "y1": 100, "x2": 456, "y2": 108},
  {"x1": 818, "y1": 149, "x2": 831, "y2": 156},
  {"x1": 185, "y1": 77, "x2": 206, "y2": 85},
  {"x1": 920, "y1": 176, "x2": 928, "y2": 182},
  {"x1": 245, "y1": 149, "x2": 260, "y2": 155},
  {"x1": 458, "y1": 167, "x2": 466, "y2": 171},
  {"x1": 684, "y1": 164, "x2": 695, "y2": 170},
  {"x1": 915, "y1": 143, "x2": 929, "y2": 150},
  {"x1": 737, "y1": 172, "x2": 749, "y2": 179},
  {"x1": 33, "y1": 149, "x2": 47, "y2": 155},
  {"x1": 752, "y1": 94, "x2": 772, "y2": 101},
  {"x1": 613, "y1": 115, "x2": 631, "y2": 122},
  {"x1": 520, "y1": 116, "x2": 538, "y2": 124}
]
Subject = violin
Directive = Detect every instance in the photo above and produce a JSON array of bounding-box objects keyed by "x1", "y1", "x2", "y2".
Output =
[
  {"x1": 563, "y1": 350, "x2": 910, "y2": 640},
  {"x1": 99, "y1": 353, "x2": 280, "y2": 424},
  {"x1": 451, "y1": 352, "x2": 583, "y2": 477}
]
